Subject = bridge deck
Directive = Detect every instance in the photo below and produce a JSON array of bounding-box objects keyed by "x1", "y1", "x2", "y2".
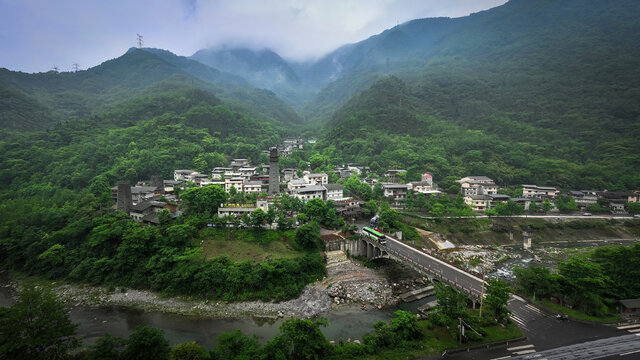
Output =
[{"x1": 362, "y1": 233, "x2": 485, "y2": 300}]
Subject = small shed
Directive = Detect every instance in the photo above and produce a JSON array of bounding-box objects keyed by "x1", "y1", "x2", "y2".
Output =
[{"x1": 619, "y1": 299, "x2": 640, "y2": 313}]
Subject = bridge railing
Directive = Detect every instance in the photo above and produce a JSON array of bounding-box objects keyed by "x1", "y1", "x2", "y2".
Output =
[{"x1": 361, "y1": 236, "x2": 482, "y2": 300}]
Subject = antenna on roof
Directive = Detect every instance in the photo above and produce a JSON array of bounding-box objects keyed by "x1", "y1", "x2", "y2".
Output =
[
  {"x1": 72, "y1": 63, "x2": 79, "y2": 72},
  {"x1": 137, "y1": 33, "x2": 144, "y2": 48}
]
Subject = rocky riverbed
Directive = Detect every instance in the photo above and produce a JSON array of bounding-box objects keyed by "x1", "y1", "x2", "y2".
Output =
[{"x1": 2, "y1": 251, "x2": 428, "y2": 320}]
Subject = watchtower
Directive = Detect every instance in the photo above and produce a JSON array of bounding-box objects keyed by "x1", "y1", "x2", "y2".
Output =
[
  {"x1": 117, "y1": 181, "x2": 132, "y2": 213},
  {"x1": 269, "y1": 147, "x2": 280, "y2": 195}
]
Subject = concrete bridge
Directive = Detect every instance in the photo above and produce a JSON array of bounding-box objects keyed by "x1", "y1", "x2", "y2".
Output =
[{"x1": 329, "y1": 232, "x2": 485, "y2": 302}]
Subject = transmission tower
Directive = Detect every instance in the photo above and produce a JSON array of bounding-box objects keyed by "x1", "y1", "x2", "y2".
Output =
[
  {"x1": 72, "y1": 63, "x2": 79, "y2": 72},
  {"x1": 53, "y1": 66, "x2": 59, "y2": 73},
  {"x1": 137, "y1": 33, "x2": 144, "y2": 48}
]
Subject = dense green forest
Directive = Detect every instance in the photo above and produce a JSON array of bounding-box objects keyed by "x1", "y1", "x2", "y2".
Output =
[
  {"x1": 315, "y1": 76, "x2": 640, "y2": 190},
  {"x1": 0, "y1": 88, "x2": 328, "y2": 302},
  {"x1": 0, "y1": 88, "x2": 279, "y2": 192},
  {"x1": 515, "y1": 242, "x2": 640, "y2": 316},
  {"x1": 0, "y1": 48, "x2": 302, "y2": 131}
]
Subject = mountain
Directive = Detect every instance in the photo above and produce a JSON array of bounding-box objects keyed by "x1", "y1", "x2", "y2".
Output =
[
  {"x1": 0, "y1": 48, "x2": 302, "y2": 131},
  {"x1": 0, "y1": 87, "x2": 280, "y2": 191},
  {"x1": 191, "y1": 47, "x2": 314, "y2": 107},
  {"x1": 316, "y1": 0, "x2": 640, "y2": 190},
  {"x1": 303, "y1": 0, "x2": 640, "y2": 123}
]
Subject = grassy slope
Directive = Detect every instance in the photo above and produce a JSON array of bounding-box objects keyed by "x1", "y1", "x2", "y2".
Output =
[{"x1": 198, "y1": 228, "x2": 303, "y2": 263}]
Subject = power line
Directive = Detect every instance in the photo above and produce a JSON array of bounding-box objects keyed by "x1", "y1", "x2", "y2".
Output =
[{"x1": 137, "y1": 33, "x2": 144, "y2": 48}]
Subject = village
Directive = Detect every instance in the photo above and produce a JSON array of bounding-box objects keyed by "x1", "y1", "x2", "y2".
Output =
[
  {"x1": 110, "y1": 138, "x2": 640, "y2": 227},
  {"x1": 111, "y1": 138, "x2": 640, "y2": 226}
]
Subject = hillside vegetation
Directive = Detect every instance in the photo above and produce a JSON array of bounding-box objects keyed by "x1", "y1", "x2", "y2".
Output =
[{"x1": 0, "y1": 48, "x2": 301, "y2": 131}]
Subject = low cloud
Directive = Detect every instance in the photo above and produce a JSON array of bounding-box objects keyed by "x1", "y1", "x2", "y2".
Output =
[{"x1": 0, "y1": 0, "x2": 506, "y2": 73}]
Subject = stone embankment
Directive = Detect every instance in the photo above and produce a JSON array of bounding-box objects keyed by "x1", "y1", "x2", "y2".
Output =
[{"x1": 3, "y1": 250, "x2": 429, "y2": 319}]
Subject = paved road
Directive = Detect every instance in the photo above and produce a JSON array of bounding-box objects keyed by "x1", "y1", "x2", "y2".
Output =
[
  {"x1": 439, "y1": 295, "x2": 633, "y2": 360},
  {"x1": 377, "y1": 234, "x2": 485, "y2": 299}
]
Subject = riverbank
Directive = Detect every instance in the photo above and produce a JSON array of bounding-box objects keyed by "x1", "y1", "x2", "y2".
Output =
[{"x1": 3, "y1": 251, "x2": 406, "y2": 320}]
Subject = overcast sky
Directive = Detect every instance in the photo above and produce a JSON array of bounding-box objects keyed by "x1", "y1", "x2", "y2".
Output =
[{"x1": 0, "y1": 0, "x2": 507, "y2": 73}]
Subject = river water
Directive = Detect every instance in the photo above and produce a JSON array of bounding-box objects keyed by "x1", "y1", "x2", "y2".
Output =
[{"x1": 0, "y1": 284, "x2": 434, "y2": 349}]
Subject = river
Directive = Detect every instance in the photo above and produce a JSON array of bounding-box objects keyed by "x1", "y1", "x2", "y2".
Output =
[{"x1": 0, "y1": 284, "x2": 434, "y2": 349}]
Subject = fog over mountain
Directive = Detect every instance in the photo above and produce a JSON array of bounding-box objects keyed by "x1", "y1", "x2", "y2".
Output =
[{"x1": 0, "y1": 0, "x2": 507, "y2": 73}]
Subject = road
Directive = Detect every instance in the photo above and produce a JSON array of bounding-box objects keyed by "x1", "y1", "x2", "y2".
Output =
[
  {"x1": 379, "y1": 233, "x2": 485, "y2": 299},
  {"x1": 438, "y1": 295, "x2": 636, "y2": 360}
]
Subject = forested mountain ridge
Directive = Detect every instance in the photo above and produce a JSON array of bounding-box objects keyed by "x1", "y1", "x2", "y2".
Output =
[
  {"x1": 190, "y1": 47, "x2": 315, "y2": 107},
  {"x1": 0, "y1": 88, "x2": 279, "y2": 194},
  {"x1": 303, "y1": 0, "x2": 640, "y2": 123},
  {"x1": 0, "y1": 48, "x2": 301, "y2": 131},
  {"x1": 318, "y1": 75, "x2": 640, "y2": 191}
]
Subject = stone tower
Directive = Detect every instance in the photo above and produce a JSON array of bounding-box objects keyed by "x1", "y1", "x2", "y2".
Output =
[
  {"x1": 268, "y1": 147, "x2": 280, "y2": 195},
  {"x1": 150, "y1": 175, "x2": 164, "y2": 195},
  {"x1": 117, "y1": 181, "x2": 132, "y2": 213}
]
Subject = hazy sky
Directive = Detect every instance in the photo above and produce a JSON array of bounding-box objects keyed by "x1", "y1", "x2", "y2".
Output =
[{"x1": 0, "y1": 0, "x2": 507, "y2": 73}]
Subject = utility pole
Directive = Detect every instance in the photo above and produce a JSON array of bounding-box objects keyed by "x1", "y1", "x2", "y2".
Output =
[
  {"x1": 479, "y1": 268, "x2": 486, "y2": 320},
  {"x1": 72, "y1": 63, "x2": 79, "y2": 72},
  {"x1": 137, "y1": 33, "x2": 144, "y2": 48}
]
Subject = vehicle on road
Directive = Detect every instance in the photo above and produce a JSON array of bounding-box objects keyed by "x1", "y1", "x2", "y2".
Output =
[
  {"x1": 556, "y1": 314, "x2": 569, "y2": 321},
  {"x1": 582, "y1": 212, "x2": 592, "y2": 216},
  {"x1": 362, "y1": 226, "x2": 387, "y2": 245}
]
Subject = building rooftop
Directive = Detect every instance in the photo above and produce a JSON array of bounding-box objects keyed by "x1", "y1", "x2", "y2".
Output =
[
  {"x1": 130, "y1": 200, "x2": 166, "y2": 212},
  {"x1": 296, "y1": 185, "x2": 327, "y2": 193},
  {"x1": 325, "y1": 183, "x2": 343, "y2": 191},
  {"x1": 382, "y1": 183, "x2": 408, "y2": 189}
]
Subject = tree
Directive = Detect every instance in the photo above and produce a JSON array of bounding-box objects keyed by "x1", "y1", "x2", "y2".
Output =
[
  {"x1": 484, "y1": 278, "x2": 512, "y2": 323},
  {"x1": 122, "y1": 325, "x2": 170, "y2": 360},
  {"x1": 170, "y1": 341, "x2": 210, "y2": 360},
  {"x1": 303, "y1": 198, "x2": 326, "y2": 222},
  {"x1": 0, "y1": 285, "x2": 80, "y2": 359},
  {"x1": 180, "y1": 185, "x2": 227, "y2": 216},
  {"x1": 378, "y1": 204, "x2": 399, "y2": 231},
  {"x1": 514, "y1": 266, "x2": 555, "y2": 300},
  {"x1": 210, "y1": 330, "x2": 260, "y2": 360},
  {"x1": 439, "y1": 176, "x2": 462, "y2": 194},
  {"x1": 270, "y1": 317, "x2": 331, "y2": 360},
  {"x1": 364, "y1": 199, "x2": 378, "y2": 218},
  {"x1": 85, "y1": 334, "x2": 126, "y2": 360},
  {"x1": 558, "y1": 257, "x2": 611, "y2": 315},
  {"x1": 295, "y1": 221, "x2": 321, "y2": 250},
  {"x1": 249, "y1": 208, "x2": 266, "y2": 228},
  {"x1": 528, "y1": 200, "x2": 539, "y2": 213},
  {"x1": 555, "y1": 195, "x2": 578, "y2": 213},
  {"x1": 433, "y1": 282, "x2": 468, "y2": 326},
  {"x1": 541, "y1": 199, "x2": 553, "y2": 213},
  {"x1": 627, "y1": 202, "x2": 640, "y2": 215},
  {"x1": 389, "y1": 310, "x2": 421, "y2": 341}
]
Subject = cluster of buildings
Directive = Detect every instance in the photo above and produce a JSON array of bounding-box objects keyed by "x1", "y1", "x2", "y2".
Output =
[{"x1": 460, "y1": 176, "x2": 639, "y2": 214}]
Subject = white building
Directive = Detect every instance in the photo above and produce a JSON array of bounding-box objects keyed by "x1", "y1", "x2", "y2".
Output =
[
  {"x1": 522, "y1": 185, "x2": 559, "y2": 199},
  {"x1": 224, "y1": 177, "x2": 244, "y2": 192},
  {"x1": 294, "y1": 185, "x2": 327, "y2": 201},
  {"x1": 304, "y1": 173, "x2": 329, "y2": 185},
  {"x1": 325, "y1": 183, "x2": 344, "y2": 200},
  {"x1": 382, "y1": 183, "x2": 408, "y2": 201},
  {"x1": 174, "y1": 169, "x2": 199, "y2": 182},
  {"x1": 288, "y1": 178, "x2": 310, "y2": 191},
  {"x1": 459, "y1": 176, "x2": 498, "y2": 196},
  {"x1": 242, "y1": 181, "x2": 263, "y2": 194}
]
